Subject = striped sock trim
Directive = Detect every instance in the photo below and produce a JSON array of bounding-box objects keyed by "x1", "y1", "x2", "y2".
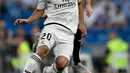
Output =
[
  {"x1": 30, "y1": 54, "x2": 43, "y2": 72},
  {"x1": 30, "y1": 54, "x2": 41, "y2": 65},
  {"x1": 24, "y1": 70, "x2": 31, "y2": 73},
  {"x1": 33, "y1": 53, "x2": 42, "y2": 60}
]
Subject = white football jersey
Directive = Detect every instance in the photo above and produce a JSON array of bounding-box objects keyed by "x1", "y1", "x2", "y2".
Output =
[{"x1": 37, "y1": 0, "x2": 80, "y2": 33}]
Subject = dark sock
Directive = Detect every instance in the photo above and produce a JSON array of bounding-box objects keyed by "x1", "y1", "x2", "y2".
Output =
[{"x1": 73, "y1": 41, "x2": 81, "y2": 65}]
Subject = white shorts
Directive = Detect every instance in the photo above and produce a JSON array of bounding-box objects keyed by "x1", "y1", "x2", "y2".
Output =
[{"x1": 37, "y1": 24, "x2": 74, "y2": 60}]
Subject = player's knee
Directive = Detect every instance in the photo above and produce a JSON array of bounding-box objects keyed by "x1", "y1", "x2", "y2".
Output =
[
  {"x1": 56, "y1": 56, "x2": 69, "y2": 71},
  {"x1": 35, "y1": 45, "x2": 49, "y2": 58}
]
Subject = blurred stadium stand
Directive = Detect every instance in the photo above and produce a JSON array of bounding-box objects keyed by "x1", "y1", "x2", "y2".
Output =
[{"x1": 0, "y1": 0, "x2": 130, "y2": 73}]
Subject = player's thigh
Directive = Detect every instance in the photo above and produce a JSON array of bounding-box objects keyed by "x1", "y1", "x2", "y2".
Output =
[
  {"x1": 53, "y1": 25, "x2": 75, "y2": 61},
  {"x1": 37, "y1": 27, "x2": 55, "y2": 52},
  {"x1": 54, "y1": 41, "x2": 74, "y2": 61}
]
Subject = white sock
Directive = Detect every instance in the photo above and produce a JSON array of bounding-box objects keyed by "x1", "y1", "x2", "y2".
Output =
[
  {"x1": 43, "y1": 63, "x2": 58, "y2": 73},
  {"x1": 43, "y1": 63, "x2": 68, "y2": 73},
  {"x1": 23, "y1": 53, "x2": 42, "y2": 73},
  {"x1": 62, "y1": 66, "x2": 68, "y2": 73}
]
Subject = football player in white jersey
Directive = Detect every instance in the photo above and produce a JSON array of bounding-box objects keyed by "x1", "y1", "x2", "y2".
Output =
[
  {"x1": 14, "y1": 0, "x2": 82, "y2": 73},
  {"x1": 41, "y1": 0, "x2": 92, "y2": 73}
]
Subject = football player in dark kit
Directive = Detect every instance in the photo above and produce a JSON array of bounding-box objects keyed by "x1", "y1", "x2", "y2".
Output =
[{"x1": 72, "y1": 0, "x2": 92, "y2": 73}]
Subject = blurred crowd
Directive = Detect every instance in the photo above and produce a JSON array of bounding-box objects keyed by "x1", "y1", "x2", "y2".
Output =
[{"x1": 0, "y1": 0, "x2": 130, "y2": 73}]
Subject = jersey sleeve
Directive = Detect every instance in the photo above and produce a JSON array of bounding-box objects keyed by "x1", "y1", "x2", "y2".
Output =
[{"x1": 37, "y1": 0, "x2": 46, "y2": 10}]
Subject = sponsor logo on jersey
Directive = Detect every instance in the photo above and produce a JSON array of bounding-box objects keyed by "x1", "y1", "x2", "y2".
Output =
[{"x1": 54, "y1": 0, "x2": 76, "y2": 9}]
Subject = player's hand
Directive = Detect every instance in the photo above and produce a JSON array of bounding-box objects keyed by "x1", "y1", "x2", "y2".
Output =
[
  {"x1": 86, "y1": 4, "x2": 92, "y2": 17},
  {"x1": 79, "y1": 24, "x2": 87, "y2": 37},
  {"x1": 14, "y1": 19, "x2": 29, "y2": 25}
]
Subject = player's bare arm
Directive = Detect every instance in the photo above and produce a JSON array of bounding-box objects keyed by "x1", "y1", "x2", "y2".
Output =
[
  {"x1": 86, "y1": 0, "x2": 92, "y2": 16},
  {"x1": 78, "y1": 0, "x2": 92, "y2": 37},
  {"x1": 78, "y1": 0, "x2": 87, "y2": 37},
  {"x1": 42, "y1": 12, "x2": 47, "y2": 18},
  {"x1": 14, "y1": 9, "x2": 45, "y2": 25}
]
